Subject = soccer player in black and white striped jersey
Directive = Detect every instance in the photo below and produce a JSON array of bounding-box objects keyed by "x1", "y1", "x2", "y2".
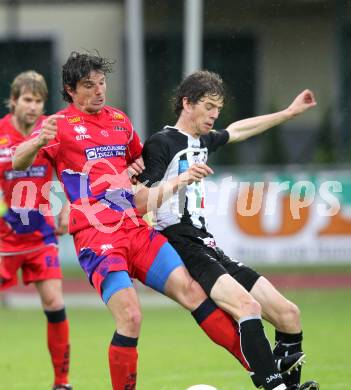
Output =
[{"x1": 135, "y1": 70, "x2": 319, "y2": 390}]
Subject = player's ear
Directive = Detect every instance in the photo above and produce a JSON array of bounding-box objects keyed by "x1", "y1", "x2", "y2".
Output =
[
  {"x1": 183, "y1": 97, "x2": 192, "y2": 113},
  {"x1": 9, "y1": 96, "x2": 17, "y2": 112},
  {"x1": 65, "y1": 84, "x2": 75, "y2": 99}
]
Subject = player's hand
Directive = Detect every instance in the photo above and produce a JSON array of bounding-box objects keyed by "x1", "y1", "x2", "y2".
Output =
[
  {"x1": 55, "y1": 202, "x2": 70, "y2": 236},
  {"x1": 37, "y1": 114, "x2": 64, "y2": 147},
  {"x1": 179, "y1": 163, "x2": 214, "y2": 185},
  {"x1": 128, "y1": 156, "x2": 145, "y2": 184},
  {"x1": 55, "y1": 222, "x2": 68, "y2": 236},
  {"x1": 287, "y1": 89, "x2": 317, "y2": 117}
]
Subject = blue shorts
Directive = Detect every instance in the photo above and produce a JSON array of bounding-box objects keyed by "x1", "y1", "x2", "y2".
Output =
[{"x1": 100, "y1": 242, "x2": 184, "y2": 303}]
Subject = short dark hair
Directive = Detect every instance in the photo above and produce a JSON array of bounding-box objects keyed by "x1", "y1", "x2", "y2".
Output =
[
  {"x1": 173, "y1": 70, "x2": 225, "y2": 117},
  {"x1": 7, "y1": 70, "x2": 48, "y2": 112},
  {"x1": 61, "y1": 51, "x2": 113, "y2": 102}
]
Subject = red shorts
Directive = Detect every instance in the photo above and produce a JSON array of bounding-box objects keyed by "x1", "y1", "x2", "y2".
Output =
[
  {"x1": 0, "y1": 245, "x2": 62, "y2": 291},
  {"x1": 74, "y1": 217, "x2": 167, "y2": 296}
]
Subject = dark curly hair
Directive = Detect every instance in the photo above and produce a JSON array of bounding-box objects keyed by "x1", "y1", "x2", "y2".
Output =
[
  {"x1": 173, "y1": 70, "x2": 225, "y2": 117},
  {"x1": 61, "y1": 51, "x2": 114, "y2": 103}
]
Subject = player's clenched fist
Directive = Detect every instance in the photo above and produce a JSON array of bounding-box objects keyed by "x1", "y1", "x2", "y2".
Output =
[
  {"x1": 287, "y1": 89, "x2": 317, "y2": 117},
  {"x1": 179, "y1": 163, "x2": 214, "y2": 186},
  {"x1": 37, "y1": 114, "x2": 65, "y2": 147}
]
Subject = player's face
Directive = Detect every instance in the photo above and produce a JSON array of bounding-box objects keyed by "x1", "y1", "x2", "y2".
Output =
[
  {"x1": 68, "y1": 71, "x2": 106, "y2": 114},
  {"x1": 188, "y1": 94, "x2": 223, "y2": 136},
  {"x1": 12, "y1": 90, "x2": 44, "y2": 127}
]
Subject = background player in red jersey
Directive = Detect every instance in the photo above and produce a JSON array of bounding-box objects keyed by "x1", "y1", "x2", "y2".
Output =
[
  {"x1": 135, "y1": 70, "x2": 319, "y2": 390},
  {"x1": 0, "y1": 71, "x2": 72, "y2": 390},
  {"x1": 13, "y1": 52, "x2": 304, "y2": 390}
]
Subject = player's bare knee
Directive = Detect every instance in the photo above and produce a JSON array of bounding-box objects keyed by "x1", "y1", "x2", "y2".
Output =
[
  {"x1": 119, "y1": 306, "x2": 143, "y2": 333},
  {"x1": 210, "y1": 275, "x2": 262, "y2": 318},
  {"x1": 41, "y1": 295, "x2": 65, "y2": 311},
  {"x1": 241, "y1": 296, "x2": 262, "y2": 318},
  {"x1": 278, "y1": 301, "x2": 301, "y2": 331}
]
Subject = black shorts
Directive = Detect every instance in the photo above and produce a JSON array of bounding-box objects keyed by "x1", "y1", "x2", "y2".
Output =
[{"x1": 162, "y1": 223, "x2": 261, "y2": 296}]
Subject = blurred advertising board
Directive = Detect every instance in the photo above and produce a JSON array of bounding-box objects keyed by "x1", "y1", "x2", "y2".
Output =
[{"x1": 204, "y1": 167, "x2": 351, "y2": 264}]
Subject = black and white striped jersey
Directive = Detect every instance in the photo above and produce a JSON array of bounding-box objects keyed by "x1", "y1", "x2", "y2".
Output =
[{"x1": 139, "y1": 126, "x2": 229, "y2": 230}]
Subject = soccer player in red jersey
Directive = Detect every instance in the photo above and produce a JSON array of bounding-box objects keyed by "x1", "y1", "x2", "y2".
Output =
[
  {"x1": 14, "y1": 52, "x2": 301, "y2": 390},
  {"x1": 0, "y1": 71, "x2": 72, "y2": 390}
]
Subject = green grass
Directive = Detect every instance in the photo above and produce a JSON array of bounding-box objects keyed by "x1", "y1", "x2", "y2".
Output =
[
  {"x1": 61, "y1": 263, "x2": 351, "y2": 279},
  {"x1": 1, "y1": 289, "x2": 350, "y2": 389}
]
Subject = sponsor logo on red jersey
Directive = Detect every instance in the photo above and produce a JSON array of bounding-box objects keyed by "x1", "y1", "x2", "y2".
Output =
[
  {"x1": 114, "y1": 125, "x2": 128, "y2": 131},
  {"x1": 67, "y1": 115, "x2": 84, "y2": 125},
  {"x1": 0, "y1": 135, "x2": 10, "y2": 146},
  {"x1": 4, "y1": 165, "x2": 47, "y2": 180},
  {"x1": 85, "y1": 144, "x2": 126, "y2": 160},
  {"x1": 110, "y1": 112, "x2": 125, "y2": 122},
  {"x1": 0, "y1": 147, "x2": 12, "y2": 162},
  {"x1": 74, "y1": 125, "x2": 91, "y2": 140},
  {"x1": 100, "y1": 243, "x2": 114, "y2": 253}
]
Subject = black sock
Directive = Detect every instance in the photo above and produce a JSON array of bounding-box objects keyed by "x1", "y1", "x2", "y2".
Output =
[
  {"x1": 240, "y1": 317, "x2": 285, "y2": 390},
  {"x1": 274, "y1": 330, "x2": 303, "y2": 386},
  {"x1": 191, "y1": 298, "x2": 217, "y2": 323},
  {"x1": 44, "y1": 307, "x2": 67, "y2": 323},
  {"x1": 111, "y1": 331, "x2": 138, "y2": 347}
]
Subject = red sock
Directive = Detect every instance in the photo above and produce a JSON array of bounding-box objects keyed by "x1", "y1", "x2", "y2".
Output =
[
  {"x1": 109, "y1": 345, "x2": 138, "y2": 390},
  {"x1": 192, "y1": 299, "x2": 250, "y2": 371},
  {"x1": 47, "y1": 319, "x2": 70, "y2": 385}
]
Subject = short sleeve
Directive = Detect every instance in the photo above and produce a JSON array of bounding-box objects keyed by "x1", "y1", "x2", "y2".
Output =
[
  {"x1": 202, "y1": 129, "x2": 229, "y2": 154},
  {"x1": 138, "y1": 133, "x2": 170, "y2": 187}
]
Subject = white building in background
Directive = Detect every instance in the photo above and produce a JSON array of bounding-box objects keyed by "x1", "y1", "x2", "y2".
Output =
[
  {"x1": 1, "y1": 0, "x2": 351, "y2": 265},
  {"x1": 0, "y1": 0, "x2": 349, "y2": 148}
]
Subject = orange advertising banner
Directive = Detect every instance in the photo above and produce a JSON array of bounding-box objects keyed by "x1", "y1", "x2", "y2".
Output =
[{"x1": 205, "y1": 168, "x2": 351, "y2": 264}]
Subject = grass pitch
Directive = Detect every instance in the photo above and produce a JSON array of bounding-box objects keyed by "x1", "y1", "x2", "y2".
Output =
[{"x1": 1, "y1": 289, "x2": 350, "y2": 389}]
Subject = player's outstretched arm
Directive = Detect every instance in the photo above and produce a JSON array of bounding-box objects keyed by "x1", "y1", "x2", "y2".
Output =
[
  {"x1": 226, "y1": 89, "x2": 317, "y2": 143},
  {"x1": 12, "y1": 137, "x2": 45, "y2": 170},
  {"x1": 134, "y1": 163, "x2": 213, "y2": 215},
  {"x1": 13, "y1": 114, "x2": 63, "y2": 170}
]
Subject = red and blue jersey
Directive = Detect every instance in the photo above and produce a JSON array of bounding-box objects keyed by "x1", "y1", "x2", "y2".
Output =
[
  {"x1": 0, "y1": 114, "x2": 57, "y2": 253},
  {"x1": 36, "y1": 104, "x2": 143, "y2": 233},
  {"x1": 32, "y1": 105, "x2": 182, "y2": 293}
]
